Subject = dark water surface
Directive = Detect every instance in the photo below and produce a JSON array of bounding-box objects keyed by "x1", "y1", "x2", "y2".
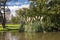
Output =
[{"x1": 0, "y1": 31, "x2": 60, "y2": 40}]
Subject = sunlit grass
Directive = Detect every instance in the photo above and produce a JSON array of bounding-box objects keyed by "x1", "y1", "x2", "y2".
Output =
[
  {"x1": 6, "y1": 24, "x2": 20, "y2": 26},
  {"x1": 0, "y1": 24, "x2": 21, "y2": 30}
]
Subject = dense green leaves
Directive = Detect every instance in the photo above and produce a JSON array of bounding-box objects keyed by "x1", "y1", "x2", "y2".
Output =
[{"x1": 14, "y1": 0, "x2": 60, "y2": 32}]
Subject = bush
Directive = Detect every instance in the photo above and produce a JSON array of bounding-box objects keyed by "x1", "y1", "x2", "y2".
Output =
[{"x1": 24, "y1": 21, "x2": 43, "y2": 32}]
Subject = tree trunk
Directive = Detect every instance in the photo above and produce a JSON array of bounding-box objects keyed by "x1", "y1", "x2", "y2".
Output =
[{"x1": 2, "y1": 2, "x2": 6, "y2": 28}]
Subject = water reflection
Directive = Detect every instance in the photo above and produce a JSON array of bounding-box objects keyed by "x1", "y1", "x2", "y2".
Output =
[{"x1": 0, "y1": 31, "x2": 60, "y2": 40}]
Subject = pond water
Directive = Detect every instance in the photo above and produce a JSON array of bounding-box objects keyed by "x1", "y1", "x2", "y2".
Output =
[{"x1": 0, "y1": 31, "x2": 60, "y2": 40}]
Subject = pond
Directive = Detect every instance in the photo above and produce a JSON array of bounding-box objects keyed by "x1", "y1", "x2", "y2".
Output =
[{"x1": 0, "y1": 31, "x2": 60, "y2": 40}]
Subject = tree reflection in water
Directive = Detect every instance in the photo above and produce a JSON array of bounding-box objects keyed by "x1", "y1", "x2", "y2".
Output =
[
  {"x1": 0, "y1": 31, "x2": 60, "y2": 40},
  {"x1": 0, "y1": 31, "x2": 18, "y2": 40}
]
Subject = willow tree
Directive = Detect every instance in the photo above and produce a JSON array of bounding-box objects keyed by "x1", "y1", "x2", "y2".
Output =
[
  {"x1": 29, "y1": 0, "x2": 60, "y2": 31},
  {"x1": 15, "y1": 0, "x2": 60, "y2": 32}
]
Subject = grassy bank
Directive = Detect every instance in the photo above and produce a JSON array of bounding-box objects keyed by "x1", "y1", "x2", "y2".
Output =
[{"x1": 0, "y1": 24, "x2": 20, "y2": 31}]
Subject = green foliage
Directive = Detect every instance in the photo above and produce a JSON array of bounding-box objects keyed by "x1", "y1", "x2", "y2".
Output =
[
  {"x1": 14, "y1": 0, "x2": 60, "y2": 32},
  {"x1": 10, "y1": 15, "x2": 20, "y2": 24},
  {"x1": 25, "y1": 21, "x2": 42, "y2": 32}
]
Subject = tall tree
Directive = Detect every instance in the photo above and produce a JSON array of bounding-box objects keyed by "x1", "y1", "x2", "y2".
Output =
[
  {"x1": 29, "y1": 0, "x2": 60, "y2": 31},
  {"x1": 0, "y1": 0, "x2": 12, "y2": 28}
]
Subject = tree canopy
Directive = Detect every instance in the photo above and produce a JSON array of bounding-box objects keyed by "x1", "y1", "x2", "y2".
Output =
[{"x1": 10, "y1": 0, "x2": 60, "y2": 32}]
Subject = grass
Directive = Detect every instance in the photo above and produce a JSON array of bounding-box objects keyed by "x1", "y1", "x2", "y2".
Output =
[
  {"x1": 6, "y1": 24, "x2": 20, "y2": 27},
  {"x1": 0, "y1": 24, "x2": 20, "y2": 31}
]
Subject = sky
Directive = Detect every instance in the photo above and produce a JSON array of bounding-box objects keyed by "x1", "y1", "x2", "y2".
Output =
[{"x1": 6, "y1": 0, "x2": 30, "y2": 16}]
